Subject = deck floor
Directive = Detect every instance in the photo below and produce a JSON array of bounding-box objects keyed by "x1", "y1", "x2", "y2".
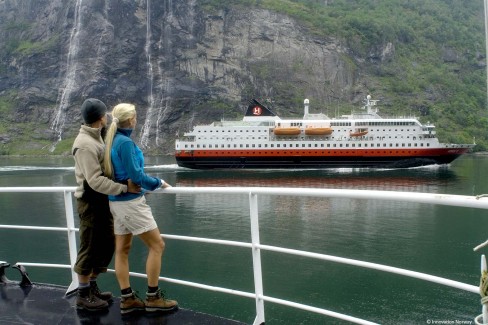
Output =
[{"x1": 0, "y1": 282, "x2": 248, "y2": 324}]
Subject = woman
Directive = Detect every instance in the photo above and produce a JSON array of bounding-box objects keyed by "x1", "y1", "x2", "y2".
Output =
[{"x1": 103, "y1": 103, "x2": 178, "y2": 315}]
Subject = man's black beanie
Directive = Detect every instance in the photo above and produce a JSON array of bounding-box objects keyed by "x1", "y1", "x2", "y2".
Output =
[{"x1": 81, "y1": 98, "x2": 107, "y2": 124}]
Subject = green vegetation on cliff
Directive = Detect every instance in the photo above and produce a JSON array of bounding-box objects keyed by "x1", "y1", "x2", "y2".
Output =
[{"x1": 202, "y1": 0, "x2": 486, "y2": 150}]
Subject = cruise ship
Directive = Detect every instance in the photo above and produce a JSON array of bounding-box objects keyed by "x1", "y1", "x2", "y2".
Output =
[{"x1": 174, "y1": 96, "x2": 474, "y2": 169}]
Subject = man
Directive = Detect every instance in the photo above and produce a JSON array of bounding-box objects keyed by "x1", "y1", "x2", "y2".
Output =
[{"x1": 72, "y1": 98, "x2": 140, "y2": 311}]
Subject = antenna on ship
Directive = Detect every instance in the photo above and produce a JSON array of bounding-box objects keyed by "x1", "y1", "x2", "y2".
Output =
[
  {"x1": 363, "y1": 95, "x2": 379, "y2": 115},
  {"x1": 304, "y1": 99, "x2": 309, "y2": 118}
]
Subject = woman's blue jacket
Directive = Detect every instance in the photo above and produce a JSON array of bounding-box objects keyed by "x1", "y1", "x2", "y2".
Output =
[{"x1": 108, "y1": 128, "x2": 161, "y2": 201}]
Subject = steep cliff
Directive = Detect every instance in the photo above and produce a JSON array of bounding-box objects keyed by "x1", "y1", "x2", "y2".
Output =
[
  {"x1": 0, "y1": 0, "x2": 366, "y2": 154},
  {"x1": 0, "y1": 0, "x2": 482, "y2": 154}
]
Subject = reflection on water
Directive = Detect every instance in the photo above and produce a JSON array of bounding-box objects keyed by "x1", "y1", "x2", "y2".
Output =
[{"x1": 175, "y1": 165, "x2": 458, "y2": 193}]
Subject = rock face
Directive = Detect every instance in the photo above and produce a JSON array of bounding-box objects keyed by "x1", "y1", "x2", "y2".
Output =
[{"x1": 0, "y1": 0, "x2": 372, "y2": 154}]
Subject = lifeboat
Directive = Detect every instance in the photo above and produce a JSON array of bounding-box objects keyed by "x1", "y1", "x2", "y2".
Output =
[
  {"x1": 305, "y1": 127, "x2": 333, "y2": 136},
  {"x1": 350, "y1": 129, "x2": 368, "y2": 137},
  {"x1": 273, "y1": 127, "x2": 301, "y2": 135}
]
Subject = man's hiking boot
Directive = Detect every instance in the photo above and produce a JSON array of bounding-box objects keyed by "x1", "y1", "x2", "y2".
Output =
[
  {"x1": 120, "y1": 291, "x2": 145, "y2": 314},
  {"x1": 145, "y1": 289, "x2": 178, "y2": 313},
  {"x1": 90, "y1": 281, "x2": 113, "y2": 303},
  {"x1": 76, "y1": 288, "x2": 109, "y2": 311}
]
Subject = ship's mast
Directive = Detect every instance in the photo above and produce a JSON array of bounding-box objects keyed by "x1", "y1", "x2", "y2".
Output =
[{"x1": 365, "y1": 95, "x2": 379, "y2": 115}]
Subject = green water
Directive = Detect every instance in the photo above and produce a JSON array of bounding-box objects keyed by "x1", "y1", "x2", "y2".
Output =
[{"x1": 1, "y1": 154, "x2": 487, "y2": 324}]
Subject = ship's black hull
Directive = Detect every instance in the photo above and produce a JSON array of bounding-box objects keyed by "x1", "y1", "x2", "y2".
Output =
[{"x1": 175, "y1": 154, "x2": 463, "y2": 169}]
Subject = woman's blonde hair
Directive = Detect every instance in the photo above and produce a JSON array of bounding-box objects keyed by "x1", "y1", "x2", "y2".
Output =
[{"x1": 103, "y1": 103, "x2": 136, "y2": 179}]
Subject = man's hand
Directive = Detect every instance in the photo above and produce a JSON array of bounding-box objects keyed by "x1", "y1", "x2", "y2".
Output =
[{"x1": 127, "y1": 179, "x2": 142, "y2": 193}]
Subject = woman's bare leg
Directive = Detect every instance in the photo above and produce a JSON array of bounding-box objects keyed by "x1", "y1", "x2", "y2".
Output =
[
  {"x1": 115, "y1": 234, "x2": 133, "y2": 289},
  {"x1": 138, "y1": 228, "x2": 165, "y2": 287}
]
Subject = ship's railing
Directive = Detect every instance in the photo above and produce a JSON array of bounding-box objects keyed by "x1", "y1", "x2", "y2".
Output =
[{"x1": 0, "y1": 186, "x2": 487, "y2": 325}]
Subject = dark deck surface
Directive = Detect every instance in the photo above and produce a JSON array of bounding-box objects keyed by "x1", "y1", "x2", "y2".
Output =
[{"x1": 0, "y1": 282, "x2": 248, "y2": 325}]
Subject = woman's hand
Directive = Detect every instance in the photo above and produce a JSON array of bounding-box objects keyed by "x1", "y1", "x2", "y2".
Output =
[{"x1": 161, "y1": 180, "x2": 172, "y2": 189}]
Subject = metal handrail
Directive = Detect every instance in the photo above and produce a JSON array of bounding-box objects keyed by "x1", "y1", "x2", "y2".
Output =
[{"x1": 1, "y1": 186, "x2": 486, "y2": 325}]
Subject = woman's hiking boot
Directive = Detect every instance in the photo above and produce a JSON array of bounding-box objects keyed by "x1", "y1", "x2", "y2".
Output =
[
  {"x1": 120, "y1": 291, "x2": 145, "y2": 314},
  {"x1": 144, "y1": 289, "x2": 178, "y2": 313},
  {"x1": 76, "y1": 287, "x2": 109, "y2": 311}
]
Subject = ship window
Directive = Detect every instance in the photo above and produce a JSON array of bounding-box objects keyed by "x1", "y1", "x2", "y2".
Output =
[
  {"x1": 315, "y1": 144, "x2": 318, "y2": 147},
  {"x1": 402, "y1": 143, "x2": 405, "y2": 147},
  {"x1": 327, "y1": 144, "x2": 330, "y2": 147},
  {"x1": 271, "y1": 144, "x2": 274, "y2": 148},
  {"x1": 377, "y1": 144, "x2": 381, "y2": 147},
  {"x1": 427, "y1": 143, "x2": 430, "y2": 147},
  {"x1": 333, "y1": 144, "x2": 336, "y2": 147},
  {"x1": 227, "y1": 144, "x2": 231, "y2": 148},
  {"x1": 414, "y1": 143, "x2": 417, "y2": 147},
  {"x1": 252, "y1": 144, "x2": 256, "y2": 148},
  {"x1": 408, "y1": 143, "x2": 411, "y2": 147},
  {"x1": 191, "y1": 145, "x2": 194, "y2": 148},
  {"x1": 308, "y1": 144, "x2": 312, "y2": 147},
  {"x1": 246, "y1": 144, "x2": 249, "y2": 148},
  {"x1": 240, "y1": 144, "x2": 243, "y2": 148},
  {"x1": 277, "y1": 144, "x2": 281, "y2": 148},
  {"x1": 340, "y1": 144, "x2": 343, "y2": 147}
]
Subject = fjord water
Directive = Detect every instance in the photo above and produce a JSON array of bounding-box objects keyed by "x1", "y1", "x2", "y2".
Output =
[{"x1": 1, "y1": 155, "x2": 488, "y2": 324}]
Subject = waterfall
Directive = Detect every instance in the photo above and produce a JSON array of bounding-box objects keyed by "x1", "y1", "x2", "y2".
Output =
[
  {"x1": 140, "y1": 0, "x2": 176, "y2": 149},
  {"x1": 155, "y1": 79, "x2": 172, "y2": 146},
  {"x1": 139, "y1": 0, "x2": 155, "y2": 149},
  {"x1": 50, "y1": 0, "x2": 83, "y2": 151},
  {"x1": 154, "y1": 0, "x2": 175, "y2": 146}
]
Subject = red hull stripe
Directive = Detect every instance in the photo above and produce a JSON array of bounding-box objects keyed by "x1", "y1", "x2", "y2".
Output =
[{"x1": 175, "y1": 148, "x2": 469, "y2": 158}]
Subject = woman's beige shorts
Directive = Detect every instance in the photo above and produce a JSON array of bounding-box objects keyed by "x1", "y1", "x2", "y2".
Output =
[{"x1": 109, "y1": 196, "x2": 158, "y2": 235}]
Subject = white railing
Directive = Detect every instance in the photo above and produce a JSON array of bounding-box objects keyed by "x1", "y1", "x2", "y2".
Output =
[{"x1": 1, "y1": 186, "x2": 487, "y2": 325}]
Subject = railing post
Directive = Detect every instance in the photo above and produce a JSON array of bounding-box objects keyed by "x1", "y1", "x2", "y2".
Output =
[
  {"x1": 64, "y1": 190, "x2": 79, "y2": 295},
  {"x1": 249, "y1": 192, "x2": 265, "y2": 325}
]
